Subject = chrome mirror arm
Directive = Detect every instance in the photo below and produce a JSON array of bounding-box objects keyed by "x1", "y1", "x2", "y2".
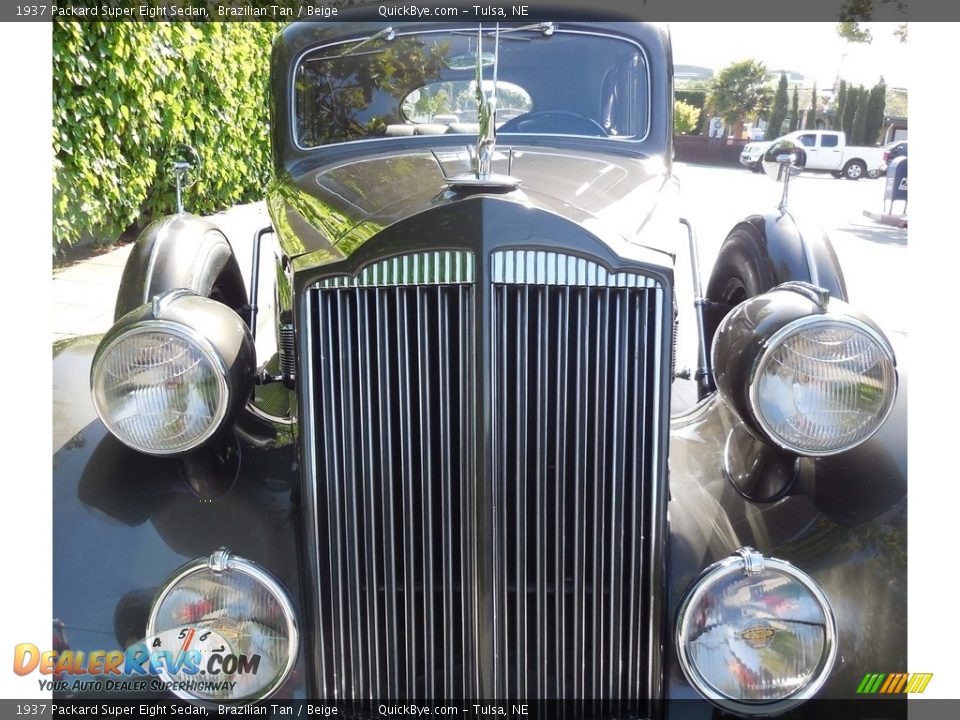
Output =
[{"x1": 165, "y1": 143, "x2": 200, "y2": 214}]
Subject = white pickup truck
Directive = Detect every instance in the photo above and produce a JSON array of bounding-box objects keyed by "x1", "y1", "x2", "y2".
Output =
[{"x1": 740, "y1": 130, "x2": 884, "y2": 180}]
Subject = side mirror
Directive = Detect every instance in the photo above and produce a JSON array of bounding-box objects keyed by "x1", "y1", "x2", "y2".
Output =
[
  {"x1": 762, "y1": 140, "x2": 807, "y2": 182},
  {"x1": 165, "y1": 143, "x2": 201, "y2": 213},
  {"x1": 762, "y1": 140, "x2": 806, "y2": 210}
]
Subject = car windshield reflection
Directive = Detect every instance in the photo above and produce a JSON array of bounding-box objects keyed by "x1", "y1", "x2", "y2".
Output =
[{"x1": 294, "y1": 28, "x2": 649, "y2": 147}]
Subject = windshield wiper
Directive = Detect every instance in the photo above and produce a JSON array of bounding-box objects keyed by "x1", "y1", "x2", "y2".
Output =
[
  {"x1": 498, "y1": 22, "x2": 556, "y2": 36},
  {"x1": 326, "y1": 27, "x2": 396, "y2": 60},
  {"x1": 452, "y1": 22, "x2": 556, "y2": 42}
]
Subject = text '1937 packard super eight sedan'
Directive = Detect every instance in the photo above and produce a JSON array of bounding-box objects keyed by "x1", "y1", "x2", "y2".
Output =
[{"x1": 51, "y1": 19, "x2": 906, "y2": 718}]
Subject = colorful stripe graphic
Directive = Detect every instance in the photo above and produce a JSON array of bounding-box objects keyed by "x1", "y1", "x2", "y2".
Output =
[{"x1": 857, "y1": 672, "x2": 933, "y2": 694}]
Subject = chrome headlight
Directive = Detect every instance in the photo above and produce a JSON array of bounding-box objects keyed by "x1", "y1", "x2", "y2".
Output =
[
  {"x1": 749, "y1": 316, "x2": 896, "y2": 454},
  {"x1": 676, "y1": 548, "x2": 837, "y2": 715},
  {"x1": 713, "y1": 284, "x2": 897, "y2": 456},
  {"x1": 91, "y1": 290, "x2": 255, "y2": 455},
  {"x1": 147, "y1": 550, "x2": 298, "y2": 703}
]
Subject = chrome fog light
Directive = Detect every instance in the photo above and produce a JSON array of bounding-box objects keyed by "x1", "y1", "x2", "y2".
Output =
[
  {"x1": 147, "y1": 550, "x2": 298, "y2": 703},
  {"x1": 90, "y1": 290, "x2": 254, "y2": 455},
  {"x1": 676, "y1": 548, "x2": 837, "y2": 715},
  {"x1": 712, "y1": 284, "x2": 897, "y2": 456}
]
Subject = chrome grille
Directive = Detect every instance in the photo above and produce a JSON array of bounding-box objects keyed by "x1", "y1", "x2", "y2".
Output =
[
  {"x1": 306, "y1": 249, "x2": 664, "y2": 701},
  {"x1": 490, "y1": 251, "x2": 663, "y2": 701}
]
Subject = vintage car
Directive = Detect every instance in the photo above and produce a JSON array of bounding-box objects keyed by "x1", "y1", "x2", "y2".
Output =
[{"x1": 52, "y1": 20, "x2": 906, "y2": 717}]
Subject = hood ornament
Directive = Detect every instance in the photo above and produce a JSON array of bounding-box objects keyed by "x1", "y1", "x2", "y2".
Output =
[{"x1": 446, "y1": 23, "x2": 520, "y2": 191}]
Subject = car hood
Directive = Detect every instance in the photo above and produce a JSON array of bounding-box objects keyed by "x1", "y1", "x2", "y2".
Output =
[{"x1": 268, "y1": 144, "x2": 677, "y2": 271}]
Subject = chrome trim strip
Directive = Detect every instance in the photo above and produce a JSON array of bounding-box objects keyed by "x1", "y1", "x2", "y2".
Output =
[
  {"x1": 291, "y1": 26, "x2": 652, "y2": 152},
  {"x1": 301, "y1": 290, "x2": 329, "y2": 696},
  {"x1": 490, "y1": 249, "x2": 657, "y2": 287},
  {"x1": 314, "y1": 251, "x2": 475, "y2": 288},
  {"x1": 647, "y1": 282, "x2": 665, "y2": 703}
]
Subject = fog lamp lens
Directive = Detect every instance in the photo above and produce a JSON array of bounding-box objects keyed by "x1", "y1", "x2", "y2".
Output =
[
  {"x1": 677, "y1": 548, "x2": 837, "y2": 715},
  {"x1": 750, "y1": 317, "x2": 896, "y2": 455},
  {"x1": 91, "y1": 323, "x2": 229, "y2": 454},
  {"x1": 146, "y1": 550, "x2": 298, "y2": 702}
]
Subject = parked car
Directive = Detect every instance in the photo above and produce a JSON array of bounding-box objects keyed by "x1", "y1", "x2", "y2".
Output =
[
  {"x1": 53, "y1": 21, "x2": 905, "y2": 713},
  {"x1": 741, "y1": 130, "x2": 884, "y2": 180},
  {"x1": 880, "y1": 139, "x2": 908, "y2": 173}
]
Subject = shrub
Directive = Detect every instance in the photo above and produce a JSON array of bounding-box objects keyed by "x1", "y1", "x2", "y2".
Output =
[
  {"x1": 52, "y1": 22, "x2": 281, "y2": 254},
  {"x1": 674, "y1": 99, "x2": 701, "y2": 135}
]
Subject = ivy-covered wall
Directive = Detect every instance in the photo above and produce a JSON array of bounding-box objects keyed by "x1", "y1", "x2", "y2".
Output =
[{"x1": 52, "y1": 22, "x2": 282, "y2": 253}]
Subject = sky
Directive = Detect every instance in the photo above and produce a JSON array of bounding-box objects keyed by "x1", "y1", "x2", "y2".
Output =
[{"x1": 670, "y1": 22, "x2": 908, "y2": 90}]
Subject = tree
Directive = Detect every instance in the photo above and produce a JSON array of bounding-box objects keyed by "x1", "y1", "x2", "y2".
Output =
[
  {"x1": 789, "y1": 85, "x2": 799, "y2": 132},
  {"x1": 805, "y1": 82, "x2": 818, "y2": 129},
  {"x1": 674, "y1": 99, "x2": 701, "y2": 135},
  {"x1": 842, "y1": 85, "x2": 861, "y2": 138},
  {"x1": 852, "y1": 89, "x2": 868, "y2": 145},
  {"x1": 765, "y1": 73, "x2": 789, "y2": 140},
  {"x1": 837, "y1": 21, "x2": 873, "y2": 43},
  {"x1": 838, "y1": 19, "x2": 908, "y2": 44},
  {"x1": 836, "y1": 80, "x2": 848, "y2": 130},
  {"x1": 864, "y1": 78, "x2": 887, "y2": 145},
  {"x1": 706, "y1": 59, "x2": 773, "y2": 140}
]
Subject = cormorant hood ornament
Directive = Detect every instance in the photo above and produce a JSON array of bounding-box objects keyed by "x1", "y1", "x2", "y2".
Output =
[{"x1": 445, "y1": 23, "x2": 521, "y2": 191}]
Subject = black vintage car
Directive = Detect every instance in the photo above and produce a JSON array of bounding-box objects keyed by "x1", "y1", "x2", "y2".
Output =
[{"x1": 52, "y1": 21, "x2": 906, "y2": 717}]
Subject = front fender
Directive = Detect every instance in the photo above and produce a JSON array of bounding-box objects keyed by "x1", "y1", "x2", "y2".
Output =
[
  {"x1": 667, "y1": 340, "x2": 907, "y2": 706},
  {"x1": 715, "y1": 210, "x2": 848, "y2": 301},
  {"x1": 52, "y1": 340, "x2": 307, "y2": 699}
]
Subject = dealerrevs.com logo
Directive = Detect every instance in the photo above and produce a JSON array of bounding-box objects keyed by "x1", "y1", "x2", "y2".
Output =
[{"x1": 14, "y1": 626, "x2": 262, "y2": 696}]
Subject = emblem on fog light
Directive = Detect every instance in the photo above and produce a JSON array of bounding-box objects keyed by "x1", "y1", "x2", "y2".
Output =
[{"x1": 739, "y1": 620, "x2": 776, "y2": 649}]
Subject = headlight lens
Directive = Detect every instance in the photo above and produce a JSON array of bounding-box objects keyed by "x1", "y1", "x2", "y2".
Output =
[
  {"x1": 677, "y1": 548, "x2": 837, "y2": 715},
  {"x1": 91, "y1": 322, "x2": 229, "y2": 454},
  {"x1": 147, "y1": 550, "x2": 298, "y2": 703},
  {"x1": 750, "y1": 317, "x2": 897, "y2": 455}
]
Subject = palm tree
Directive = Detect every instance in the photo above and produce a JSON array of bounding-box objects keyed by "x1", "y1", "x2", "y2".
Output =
[{"x1": 706, "y1": 59, "x2": 774, "y2": 140}]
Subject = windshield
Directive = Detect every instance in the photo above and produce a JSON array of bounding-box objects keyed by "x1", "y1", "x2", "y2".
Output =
[{"x1": 294, "y1": 28, "x2": 649, "y2": 148}]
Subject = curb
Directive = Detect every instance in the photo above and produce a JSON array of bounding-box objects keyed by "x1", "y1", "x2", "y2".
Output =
[{"x1": 862, "y1": 210, "x2": 907, "y2": 229}]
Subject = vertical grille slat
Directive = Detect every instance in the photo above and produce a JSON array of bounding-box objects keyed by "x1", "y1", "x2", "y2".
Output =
[
  {"x1": 357, "y1": 288, "x2": 382, "y2": 699},
  {"x1": 438, "y1": 286, "x2": 455, "y2": 698},
  {"x1": 320, "y1": 295, "x2": 347, "y2": 699},
  {"x1": 459, "y1": 284, "x2": 476, "y2": 698},
  {"x1": 417, "y1": 289, "x2": 437, "y2": 699},
  {"x1": 336, "y1": 293, "x2": 364, "y2": 698},
  {"x1": 554, "y1": 286, "x2": 570, "y2": 700},
  {"x1": 534, "y1": 285, "x2": 548, "y2": 701},
  {"x1": 396, "y1": 287, "x2": 417, "y2": 698},
  {"x1": 515, "y1": 284, "x2": 529, "y2": 697},
  {"x1": 309, "y1": 249, "x2": 662, "y2": 703},
  {"x1": 375, "y1": 291, "x2": 400, "y2": 698}
]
